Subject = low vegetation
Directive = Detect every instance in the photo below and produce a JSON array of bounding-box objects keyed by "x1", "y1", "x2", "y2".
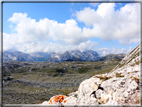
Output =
[
  {"x1": 116, "y1": 73, "x2": 124, "y2": 77},
  {"x1": 95, "y1": 75, "x2": 112, "y2": 81},
  {"x1": 2, "y1": 59, "x2": 121, "y2": 104}
]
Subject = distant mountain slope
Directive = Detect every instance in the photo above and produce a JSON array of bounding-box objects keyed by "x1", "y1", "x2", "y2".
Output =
[
  {"x1": 3, "y1": 51, "x2": 52, "y2": 62},
  {"x1": 82, "y1": 50, "x2": 100, "y2": 61},
  {"x1": 97, "y1": 53, "x2": 126, "y2": 61},
  {"x1": 29, "y1": 52, "x2": 52, "y2": 62},
  {"x1": 47, "y1": 50, "x2": 100, "y2": 62},
  {"x1": 65, "y1": 57, "x2": 83, "y2": 61},
  {"x1": 3, "y1": 51, "x2": 34, "y2": 62}
]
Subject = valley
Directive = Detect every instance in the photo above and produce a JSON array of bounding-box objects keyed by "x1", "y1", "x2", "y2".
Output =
[{"x1": 2, "y1": 59, "x2": 121, "y2": 104}]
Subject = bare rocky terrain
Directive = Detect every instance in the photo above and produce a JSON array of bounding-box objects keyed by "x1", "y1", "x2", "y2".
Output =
[{"x1": 2, "y1": 58, "x2": 121, "y2": 104}]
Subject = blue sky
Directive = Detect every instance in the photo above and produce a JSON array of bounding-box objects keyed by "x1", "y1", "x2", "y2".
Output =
[{"x1": 3, "y1": 2, "x2": 140, "y2": 56}]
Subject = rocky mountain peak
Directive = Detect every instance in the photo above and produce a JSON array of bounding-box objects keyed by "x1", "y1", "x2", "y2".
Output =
[{"x1": 47, "y1": 50, "x2": 100, "y2": 62}]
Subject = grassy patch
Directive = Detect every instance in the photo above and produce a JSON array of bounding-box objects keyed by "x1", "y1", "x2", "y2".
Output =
[
  {"x1": 128, "y1": 71, "x2": 139, "y2": 74},
  {"x1": 4, "y1": 82, "x2": 46, "y2": 94},
  {"x1": 76, "y1": 67, "x2": 88, "y2": 73},
  {"x1": 95, "y1": 76, "x2": 112, "y2": 81},
  {"x1": 135, "y1": 60, "x2": 140, "y2": 65},
  {"x1": 116, "y1": 73, "x2": 124, "y2": 77},
  {"x1": 95, "y1": 67, "x2": 115, "y2": 75}
]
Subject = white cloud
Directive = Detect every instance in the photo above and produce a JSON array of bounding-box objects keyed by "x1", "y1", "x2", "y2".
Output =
[
  {"x1": 76, "y1": 7, "x2": 101, "y2": 27},
  {"x1": 24, "y1": 40, "x2": 98, "y2": 53},
  {"x1": 97, "y1": 46, "x2": 132, "y2": 56},
  {"x1": 4, "y1": 12, "x2": 98, "y2": 53},
  {"x1": 3, "y1": 3, "x2": 140, "y2": 53},
  {"x1": 3, "y1": 33, "x2": 18, "y2": 51},
  {"x1": 8, "y1": 13, "x2": 84, "y2": 45},
  {"x1": 3, "y1": 32, "x2": 98, "y2": 53},
  {"x1": 76, "y1": 3, "x2": 140, "y2": 44},
  {"x1": 97, "y1": 3, "x2": 115, "y2": 18}
]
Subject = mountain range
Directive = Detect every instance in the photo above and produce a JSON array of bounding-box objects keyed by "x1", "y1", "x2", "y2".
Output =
[
  {"x1": 2, "y1": 50, "x2": 126, "y2": 62},
  {"x1": 47, "y1": 50, "x2": 100, "y2": 62}
]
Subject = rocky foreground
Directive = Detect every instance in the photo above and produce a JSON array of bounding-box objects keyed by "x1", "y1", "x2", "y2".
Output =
[{"x1": 40, "y1": 44, "x2": 141, "y2": 106}]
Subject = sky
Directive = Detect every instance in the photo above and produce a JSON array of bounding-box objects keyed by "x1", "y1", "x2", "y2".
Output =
[{"x1": 3, "y1": 2, "x2": 140, "y2": 56}]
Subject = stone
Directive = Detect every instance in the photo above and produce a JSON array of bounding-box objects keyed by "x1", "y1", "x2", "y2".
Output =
[
  {"x1": 123, "y1": 91, "x2": 129, "y2": 98},
  {"x1": 76, "y1": 78, "x2": 101, "y2": 105},
  {"x1": 100, "y1": 94, "x2": 110, "y2": 103},
  {"x1": 96, "y1": 89, "x2": 104, "y2": 99},
  {"x1": 124, "y1": 90, "x2": 140, "y2": 105},
  {"x1": 48, "y1": 95, "x2": 67, "y2": 105},
  {"x1": 77, "y1": 78, "x2": 101, "y2": 100},
  {"x1": 68, "y1": 91, "x2": 78, "y2": 97},
  {"x1": 95, "y1": 89, "x2": 111, "y2": 104},
  {"x1": 41, "y1": 101, "x2": 49, "y2": 105},
  {"x1": 127, "y1": 80, "x2": 138, "y2": 91},
  {"x1": 102, "y1": 100, "x2": 118, "y2": 105},
  {"x1": 63, "y1": 96, "x2": 77, "y2": 105}
]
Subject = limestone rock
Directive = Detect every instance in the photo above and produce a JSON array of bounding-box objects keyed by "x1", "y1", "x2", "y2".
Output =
[
  {"x1": 102, "y1": 100, "x2": 118, "y2": 105},
  {"x1": 78, "y1": 78, "x2": 102, "y2": 97},
  {"x1": 41, "y1": 101, "x2": 49, "y2": 105},
  {"x1": 96, "y1": 89, "x2": 111, "y2": 104},
  {"x1": 63, "y1": 96, "x2": 77, "y2": 105},
  {"x1": 96, "y1": 89, "x2": 104, "y2": 99},
  {"x1": 124, "y1": 90, "x2": 140, "y2": 105},
  {"x1": 48, "y1": 95, "x2": 67, "y2": 105},
  {"x1": 77, "y1": 78, "x2": 102, "y2": 104}
]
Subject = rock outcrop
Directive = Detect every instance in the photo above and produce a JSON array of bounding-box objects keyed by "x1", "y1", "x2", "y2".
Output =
[{"x1": 40, "y1": 44, "x2": 141, "y2": 106}]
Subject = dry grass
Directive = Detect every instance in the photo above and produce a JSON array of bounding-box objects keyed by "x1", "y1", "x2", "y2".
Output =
[
  {"x1": 116, "y1": 73, "x2": 124, "y2": 77},
  {"x1": 95, "y1": 76, "x2": 112, "y2": 81}
]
